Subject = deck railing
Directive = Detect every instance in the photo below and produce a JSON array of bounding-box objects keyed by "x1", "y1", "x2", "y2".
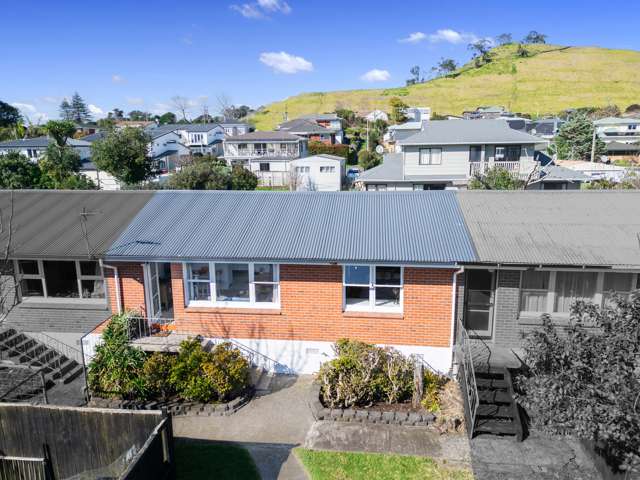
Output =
[
  {"x1": 456, "y1": 318, "x2": 479, "y2": 438},
  {"x1": 0, "y1": 455, "x2": 50, "y2": 480},
  {"x1": 469, "y1": 161, "x2": 522, "y2": 177}
]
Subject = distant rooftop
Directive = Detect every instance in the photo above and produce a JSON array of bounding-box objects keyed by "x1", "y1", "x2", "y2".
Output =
[
  {"x1": 0, "y1": 136, "x2": 90, "y2": 148},
  {"x1": 400, "y1": 120, "x2": 545, "y2": 146},
  {"x1": 278, "y1": 118, "x2": 331, "y2": 135}
]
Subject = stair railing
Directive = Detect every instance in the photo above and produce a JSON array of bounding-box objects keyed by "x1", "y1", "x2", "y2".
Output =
[
  {"x1": 456, "y1": 318, "x2": 479, "y2": 438},
  {"x1": 0, "y1": 333, "x2": 71, "y2": 380},
  {"x1": 27, "y1": 332, "x2": 84, "y2": 365}
]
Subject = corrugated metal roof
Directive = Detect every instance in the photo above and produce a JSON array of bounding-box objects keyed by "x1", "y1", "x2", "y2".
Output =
[
  {"x1": 107, "y1": 191, "x2": 476, "y2": 265},
  {"x1": 0, "y1": 190, "x2": 154, "y2": 259},
  {"x1": 400, "y1": 120, "x2": 545, "y2": 146},
  {"x1": 457, "y1": 190, "x2": 640, "y2": 267}
]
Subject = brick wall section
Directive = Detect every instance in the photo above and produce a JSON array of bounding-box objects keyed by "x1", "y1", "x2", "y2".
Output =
[
  {"x1": 104, "y1": 263, "x2": 146, "y2": 316},
  {"x1": 110, "y1": 262, "x2": 456, "y2": 348},
  {"x1": 492, "y1": 270, "x2": 522, "y2": 347}
]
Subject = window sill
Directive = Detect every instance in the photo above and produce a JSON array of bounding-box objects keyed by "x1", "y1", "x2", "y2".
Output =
[
  {"x1": 19, "y1": 298, "x2": 109, "y2": 311},
  {"x1": 343, "y1": 310, "x2": 404, "y2": 319},
  {"x1": 184, "y1": 305, "x2": 281, "y2": 315},
  {"x1": 518, "y1": 314, "x2": 575, "y2": 327}
]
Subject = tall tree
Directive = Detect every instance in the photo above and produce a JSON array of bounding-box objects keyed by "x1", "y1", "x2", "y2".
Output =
[
  {"x1": 408, "y1": 65, "x2": 421, "y2": 85},
  {"x1": 59, "y1": 98, "x2": 74, "y2": 121},
  {"x1": 39, "y1": 144, "x2": 83, "y2": 186},
  {"x1": 554, "y1": 113, "x2": 606, "y2": 161},
  {"x1": 69, "y1": 92, "x2": 92, "y2": 123},
  {"x1": 107, "y1": 108, "x2": 125, "y2": 120},
  {"x1": 171, "y1": 96, "x2": 191, "y2": 121},
  {"x1": 128, "y1": 110, "x2": 151, "y2": 121},
  {"x1": 497, "y1": 33, "x2": 513, "y2": 45},
  {"x1": 44, "y1": 120, "x2": 76, "y2": 147},
  {"x1": 523, "y1": 31, "x2": 547, "y2": 44},
  {"x1": 91, "y1": 127, "x2": 153, "y2": 185},
  {"x1": 0, "y1": 101, "x2": 22, "y2": 127},
  {"x1": 156, "y1": 112, "x2": 177, "y2": 124}
]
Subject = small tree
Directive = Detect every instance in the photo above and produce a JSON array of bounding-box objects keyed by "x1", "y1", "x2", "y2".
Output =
[
  {"x1": 39, "y1": 144, "x2": 82, "y2": 185},
  {"x1": 555, "y1": 113, "x2": 606, "y2": 161},
  {"x1": 0, "y1": 101, "x2": 22, "y2": 127},
  {"x1": 92, "y1": 127, "x2": 153, "y2": 185},
  {"x1": 388, "y1": 97, "x2": 408, "y2": 124},
  {"x1": 497, "y1": 33, "x2": 513, "y2": 45},
  {"x1": 433, "y1": 58, "x2": 457, "y2": 77},
  {"x1": 44, "y1": 120, "x2": 76, "y2": 147},
  {"x1": 156, "y1": 112, "x2": 177, "y2": 124},
  {"x1": 468, "y1": 166, "x2": 525, "y2": 190},
  {"x1": 516, "y1": 43, "x2": 530, "y2": 58},
  {"x1": 0, "y1": 152, "x2": 41, "y2": 188},
  {"x1": 59, "y1": 98, "x2": 73, "y2": 121},
  {"x1": 166, "y1": 156, "x2": 231, "y2": 190},
  {"x1": 358, "y1": 150, "x2": 382, "y2": 170},
  {"x1": 230, "y1": 165, "x2": 258, "y2": 190},
  {"x1": 523, "y1": 30, "x2": 547, "y2": 44},
  {"x1": 468, "y1": 39, "x2": 494, "y2": 66}
]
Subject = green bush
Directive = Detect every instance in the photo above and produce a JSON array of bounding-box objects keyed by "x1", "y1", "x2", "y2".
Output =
[
  {"x1": 88, "y1": 311, "x2": 148, "y2": 399},
  {"x1": 204, "y1": 342, "x2": 250, "y2": 401},
  {"x1": 318, "y1": 339, "x2": 414, "y2": 408},
  {"x1": 143, "y1": 352, "x2": 177, "y2": 400},
  {"x1": 308, "y1": 141, "x2": 350, "y2": 159}
]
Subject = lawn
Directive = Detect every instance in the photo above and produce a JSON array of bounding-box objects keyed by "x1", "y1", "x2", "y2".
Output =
[
  {"x1": 295, "y1": 448, "x2": 473, "y2": 480},
  {"x1": 175, "y1": 441, "x2": 260, "y2": 480}
]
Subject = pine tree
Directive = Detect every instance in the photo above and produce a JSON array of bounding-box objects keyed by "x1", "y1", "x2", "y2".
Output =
[
  {"x1": 59, "y1": 98, "x2": 73, "y2": 121},
  {"x1": 70, "y1": 92, "x2": 92, "y2": 123}
]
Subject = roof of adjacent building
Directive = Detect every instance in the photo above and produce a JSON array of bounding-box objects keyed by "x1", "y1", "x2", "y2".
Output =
[
  {"x1": 594, "y1": 117, "x2": 640, "y2": 126},
  {"x1": 388, "y1": 121, "x2": 423, "y2": 131},
  {"x1": 225, "y1": 131, "x2": 305, "y2": 142},
  {"x1": 80, "y1": 132, "x2": 106, "y2": 143},
  {"x1": 0, "y1": 137, "x2": 90, "y2": 149},
  {"x1": 278, "y1": 119, "x2": 332, "y2": 135},
  {"x1": 400, "y1": 120, "x2": 545, "y2": 146},
  {"x1": 605, "y1": 141, "x2": 640, "y2": 152},
  {"x1": 457, "y1": 191, "x2": 640, "y2": 267},
  {"x1": 299, "y1": 113, "x2": 339, "y2": 121},
  {"x1": 0, "y1": 190, "x2": 154, "y2": 259},
  {"x1": 106, "y1": 191, "x2": 476, "y2": 265},
  {"x1": 535, "y1": 165, "x2": 590, "y2": 182},
  {"x1": 290, "y1": 154, "x2": 345, "y2": 163},
  {"x1": 356, "y1": 154, "x2": 467, "y2": 183},
  {"x1": 557, "y1": 160, "x2": 628, "y2": 172}
]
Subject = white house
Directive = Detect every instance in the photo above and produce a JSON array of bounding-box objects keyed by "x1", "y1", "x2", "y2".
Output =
[
  {"x1": 405, "y1": 107, "x2": 431, "y2": 122},
  {"x1": 594, "y1": 117, "x2": 640, "y2": 145},
  {"x1": 289, "y1": 154, "x2": 345, "y2": 191},
  {"x1": 556, "y1": 160, "x2": 632, "y2": 182},
  {"x1": 219, "y1": 121, "x2": 252, "y2": 137},
  {"x1": 223, "y1": 131, "x2": 308, "y2": 187},
  {"x1": 364, "y1": 110, "x2": 389, "y2": 122},
  {"x1": 359, "y1": 120, "x2": 546, "y2": 190}
]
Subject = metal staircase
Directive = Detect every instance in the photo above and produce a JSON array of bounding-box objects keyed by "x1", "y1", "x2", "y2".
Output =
[{"x1": 0, "y1": 328, "x2": 84, "y2": 396}]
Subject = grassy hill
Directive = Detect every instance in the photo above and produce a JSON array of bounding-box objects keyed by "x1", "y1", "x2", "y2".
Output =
[{"x1": 251, "y1": 44, "x2": 640, "y2": 130}]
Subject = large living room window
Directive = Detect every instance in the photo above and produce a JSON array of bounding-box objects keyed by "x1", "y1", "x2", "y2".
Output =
[
  {"x1": 519, "y1": 270, "x2": 637, "y2": 316},
  {"x1": 184, "y1": 262, "x2": 279, "y2": 307},
  {"x1": 16, "y1": 259, "x2": 105, "y2": 300},
  {"x1": 343, "y1": 265, "x2": 403, "y2": 312}
]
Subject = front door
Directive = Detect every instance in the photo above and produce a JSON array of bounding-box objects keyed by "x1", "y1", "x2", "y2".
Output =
[
  {"x1": 464, "y1": 270, "x2": 495, "y2": 338},
  {"x1": 144, "y1": 263, "x2": 162, "y2": 320}
]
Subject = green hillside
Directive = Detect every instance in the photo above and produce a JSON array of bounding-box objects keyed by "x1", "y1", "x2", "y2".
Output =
[{"x1": 251, "y1": 44, "x2": 640, "y2": 130}]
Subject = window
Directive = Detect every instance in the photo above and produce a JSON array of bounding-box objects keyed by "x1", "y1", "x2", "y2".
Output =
[
  {"x1": 520, "y1": 271, "x2": 550, "y2": 313},
  {"x1": 366, "y1": 184, "x2": 387, "y2": 191},
  {"x1": 469, "y1": 146, "x2": 482, "y2": 163},
  {"x1": 259, "y1": 163, "x2": 270, "y2": 172},
  {"x1": 343, "y1": 265, "x2": 402, "y2": 312},
  {"x1": 320, "y1": 166, "x2": 335, "y2": 173},
  {"x1": 505, "y1": 146, "x2": 522, "y2": 162},
  {"x1": 295, "y1": 166, "x2": 310, "y2": 173},
  {"x1": 554, "y1": 272, "x2": 598, "y2": 313},
  {"x1": 184, "y1": 262, "x2": 279, "y2": 306},
  {"x1": 419, "y1": 148, "x2": 442, "y2": 165},
  {"x1": 495, "y1": 146, "x2": 505, "y2": 160},
  {"x1": 602, "y1": 272, "x2": 634, "y2": 307},
  {"x1": 16, "y1": 260, "x2": 104, "y2": 300}
]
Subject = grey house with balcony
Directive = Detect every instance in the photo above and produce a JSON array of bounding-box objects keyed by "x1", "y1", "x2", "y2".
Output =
[{"x1": 359, "y1": 120, "x2": 546, "y2": 190}]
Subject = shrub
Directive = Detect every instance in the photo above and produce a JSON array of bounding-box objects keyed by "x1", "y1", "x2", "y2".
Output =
[
  {"x1": 88, "y1": 311, "x2": 148, "y2": 399},
  {"x1": 308, "y1": 141, "x2": 350, "y2": 159},
  {"x1": 517, "y1": 299, "x2": 640, "y2": 474},
  {"x1": 143, "y1": 352, "x2": 177, "y2": 400},
  {"x1": 421, "y1": 370, "x2": 447, "y2": 413},
  {"x1": 318, "y1": 339, "x2": 414, "y2": 408},
  {"x1": 204, "y1": 342, "x2": 250, "y2": 401}
]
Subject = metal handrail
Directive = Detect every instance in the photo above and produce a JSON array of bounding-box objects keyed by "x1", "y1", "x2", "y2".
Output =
[
  {"x1": 28, "y1": 332, "x2": 84, "y2": 365},
  {"x1": 0, "y1": 333, "x2": 73, "y2": 380},
  {"x1": 456, "y1": 318, "x2": 479, "y2": 438}
]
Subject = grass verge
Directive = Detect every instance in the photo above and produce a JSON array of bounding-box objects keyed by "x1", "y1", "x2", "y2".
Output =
[
  {"x1": 294, "y1": 448, "x2": 473, "y2": 480},
  {"x1": 175, "y1": 441, "x2": 260, "y2": 480}
]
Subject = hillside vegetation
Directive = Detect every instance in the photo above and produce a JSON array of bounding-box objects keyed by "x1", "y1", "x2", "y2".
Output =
[{"x1": 251, "y1": 44, "x2": 640, "y2": 130}]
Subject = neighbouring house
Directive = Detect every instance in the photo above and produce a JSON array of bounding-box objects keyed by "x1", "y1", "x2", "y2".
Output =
[
  {"x1": 361, "y1": 120, "x2": 546, "y2": 190},
  {"x1": 384, "y1": 107, "x2": 432, "y2": 152},
  {"x1": 594, "y1": 116, "x2": 640, "y2": 145},
  {"x1": 114, "y1": 120, "x2": 155, "y2": 130},
  {"x1": 0, "y1": 136, "x2": 92, "y2": 162},
  {"x1": 146, "y1": 123, "x2": 224, "y2": 157},
  {"x1": 363, "y1": 110, "x2": 389, "y2": 122},
  {"x1": 526, "y1": 118, "x2": 565, "y2": 140},
  {"x1": 80, "y1": 160, "x2": 120, "y2": 190},
  {"x1": 289, "y1": 154, "x2": 345, "y2": 191},
  {"x1": 223, "y1": 131, "x2": 308, "y2": 187},
  {"x1": 296, "y1": 113, "x2": 344, "y2": 144},
  {"x1": 524, "y1": 164, "x2": 590, "y2": 190},
  {"x1": 75, "y1": 123, "x2": 100, "y2": 136},
  {"x1": 219, "y1": 121, "x2": 252, "y2": 137},
  {"x1": 462, "y1": 106, "x2": 515, "y2": 120},
  {"x1": 404, "y1": 107, "x2": 431, "y2": 122},
  {"x1": 602, "y1": 141, "x2": 640, "y2": 163},
  {"x1": 556, "y1": 160, "x2": 634, "y2": 182},
  {"x1": 277, "y1": 118, "x2": 338, "y2": 145},
  {"x1": 2, "y1": 189, "x2": 640, "y2": 380}
]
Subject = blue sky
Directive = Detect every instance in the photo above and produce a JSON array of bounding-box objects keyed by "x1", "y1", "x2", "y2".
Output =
[{"x1": 2, "y1": 0, "x2": 639, "y2": 123}]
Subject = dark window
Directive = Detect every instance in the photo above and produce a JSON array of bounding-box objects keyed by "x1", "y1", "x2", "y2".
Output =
[
  {"x1": 18, "y1": 260, "x2": 39, "y2": 275},
  {"x1": 425, "y1": 184, "x2": 446, "y2": 190},
  {"x1": 43, "y1": 261, "x2": 79, "y2": 298},
  {"x1": 505, "y1": 146, "x2": 522, "y2": 162},
  {"x1": 259, "y1": 163, "x2": 270, "y2": 172},
  {"x1": 469, "y1": 146, "x2": 482, "y2": 162},
  {"x1": 20, "y1": 279, "x2": 44, "y2": 297}
]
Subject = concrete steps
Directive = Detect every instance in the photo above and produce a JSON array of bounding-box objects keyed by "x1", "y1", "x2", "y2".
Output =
[{"x1": 473, "y1": 367, "x2": 524, "y2": 441}]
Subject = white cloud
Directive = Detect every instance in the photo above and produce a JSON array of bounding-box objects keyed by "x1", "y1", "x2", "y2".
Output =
[
  {"x1": 11, "y1": 102, "x2": 36, "y2": 113},
  {"x1": 181, "y1": 34, "x2": 193, "y2": 45},
  {"x1": 127, "y1": 97, "x2": 145, "y2": 105},
  {"x1": 361, "y1": 69, "x2": 391, "y2": 82},
  {"x1": 399, "y1": 32, "x2": 427, "y2": 44},
  {"x1": 230, "y1": 0, "x2": 290, "y2": 19},
  {"x1": 427, "y1": 29, "x2": 480, "y2": 44},
  {"x1": 41, "y1": 96, "x2": 60, "y2": 104},
  {"x1": 259, "y1": 51, "x2": 313, "y2": 74},
  {"x1": 112, "y1": 74, "x2": 125, "y2": 84},
  {"x1": 88, "y1": 104, "x2": 105, "y2": 117}
]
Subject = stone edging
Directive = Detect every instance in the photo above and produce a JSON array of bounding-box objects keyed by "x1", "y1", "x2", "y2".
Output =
[
  {"x1": 309, "y1": 382, "x2": 437, "y2": 426},
  {"x1": 88, "y1": 389, "x2": 253, "y2": 417}
]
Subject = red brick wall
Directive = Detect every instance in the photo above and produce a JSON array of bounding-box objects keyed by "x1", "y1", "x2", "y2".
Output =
[
  {"x1": 109, "y1": 262, "x2": 455, "y2": 348},
  {"x1": 104, "y1": 263, "x2": 146, "y2": 316}
]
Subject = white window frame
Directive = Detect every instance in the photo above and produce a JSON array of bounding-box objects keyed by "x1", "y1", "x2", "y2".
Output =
[
  {"x1": 519, "y1": 270, "x2": 638, "y2": 318},
  {"x1": 320, "y1": 166, "x2": 335, "y2": 173},
  {"x1": 183, "y1": 262, "x2": 280, "y2": 308},
  {"x1": 14, "y1": 259, "x2": 106, "y2": 303},
  {"x1": 343, "y1": 265, "x2": 403, "y2": 313},
  {"x1": 419, "y1": 148, "x2": 442, "y2": 165}
]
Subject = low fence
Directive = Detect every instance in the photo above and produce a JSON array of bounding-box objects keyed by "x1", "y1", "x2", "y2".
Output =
[{"x1": 0, "y1": 404, "x2": 174, "y2": 480}]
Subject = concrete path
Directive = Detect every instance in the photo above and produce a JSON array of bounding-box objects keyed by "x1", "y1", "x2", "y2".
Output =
[
  {"x1": 173, "y1": 375, "x2": 314, "y2": 480},
  {"x1": 470, "y1": 434, "x2": 602, "y2": 480}
]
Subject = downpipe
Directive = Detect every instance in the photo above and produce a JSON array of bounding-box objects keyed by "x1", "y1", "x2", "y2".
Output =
[
  {"x1": 100, "y1": 260, "x2": 122, "y2": 314},
  {"x1": 450, "y1": 266, "x2": 464, "y2": 376}
]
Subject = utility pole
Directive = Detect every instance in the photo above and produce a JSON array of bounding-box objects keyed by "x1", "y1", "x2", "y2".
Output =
[
  {"x1": 590, "y1": 125, "x2": 597, "y2": 162},
  {"x1": 366, "y1": 119, "x2": 370, "y2": 152}
]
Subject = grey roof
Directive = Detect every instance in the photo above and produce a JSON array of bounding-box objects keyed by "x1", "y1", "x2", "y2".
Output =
[
  {"x1": 534, "y1": 165, "x2": 590, "y2": 183},
  {"x1": 292, "y1": 154, "x2": 344, "y2": 162},
  {"x1": 400, "y1": 120, "x2": 545, "y2": 146},
  {"x1": 225, "y1": 131, "x2": 304, "y2": 142},
  {"x1": 278, "y1": 119, "x2": 331, "y2": 135},
  {"x1": 0, "y1": 190, "x2": 154, "y2": 259},
  {"x1": 357, "y1": 154, "x2": 466, "y2": 183},
  {"x1": 81, "y1": 132, "x2": 106, "y2": 143},
  {"x1": 0, "y1": 137, "x2": 90, "y2": 149},
  {"x1": 594, "y1": 117, "x2": 640, "y2": 126},
  {"x1": 299, "y1": 113, "x2": 339, "y2": 121},
  {"x1": 457, "y1": 191, "x2": 640, "y2": 267},
  {"x1": 606, "y1": 141, "x2": 640, "y2": 152},
  {"x1": 106, "y1": 191, "x2": 476, "y2": 265}
]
